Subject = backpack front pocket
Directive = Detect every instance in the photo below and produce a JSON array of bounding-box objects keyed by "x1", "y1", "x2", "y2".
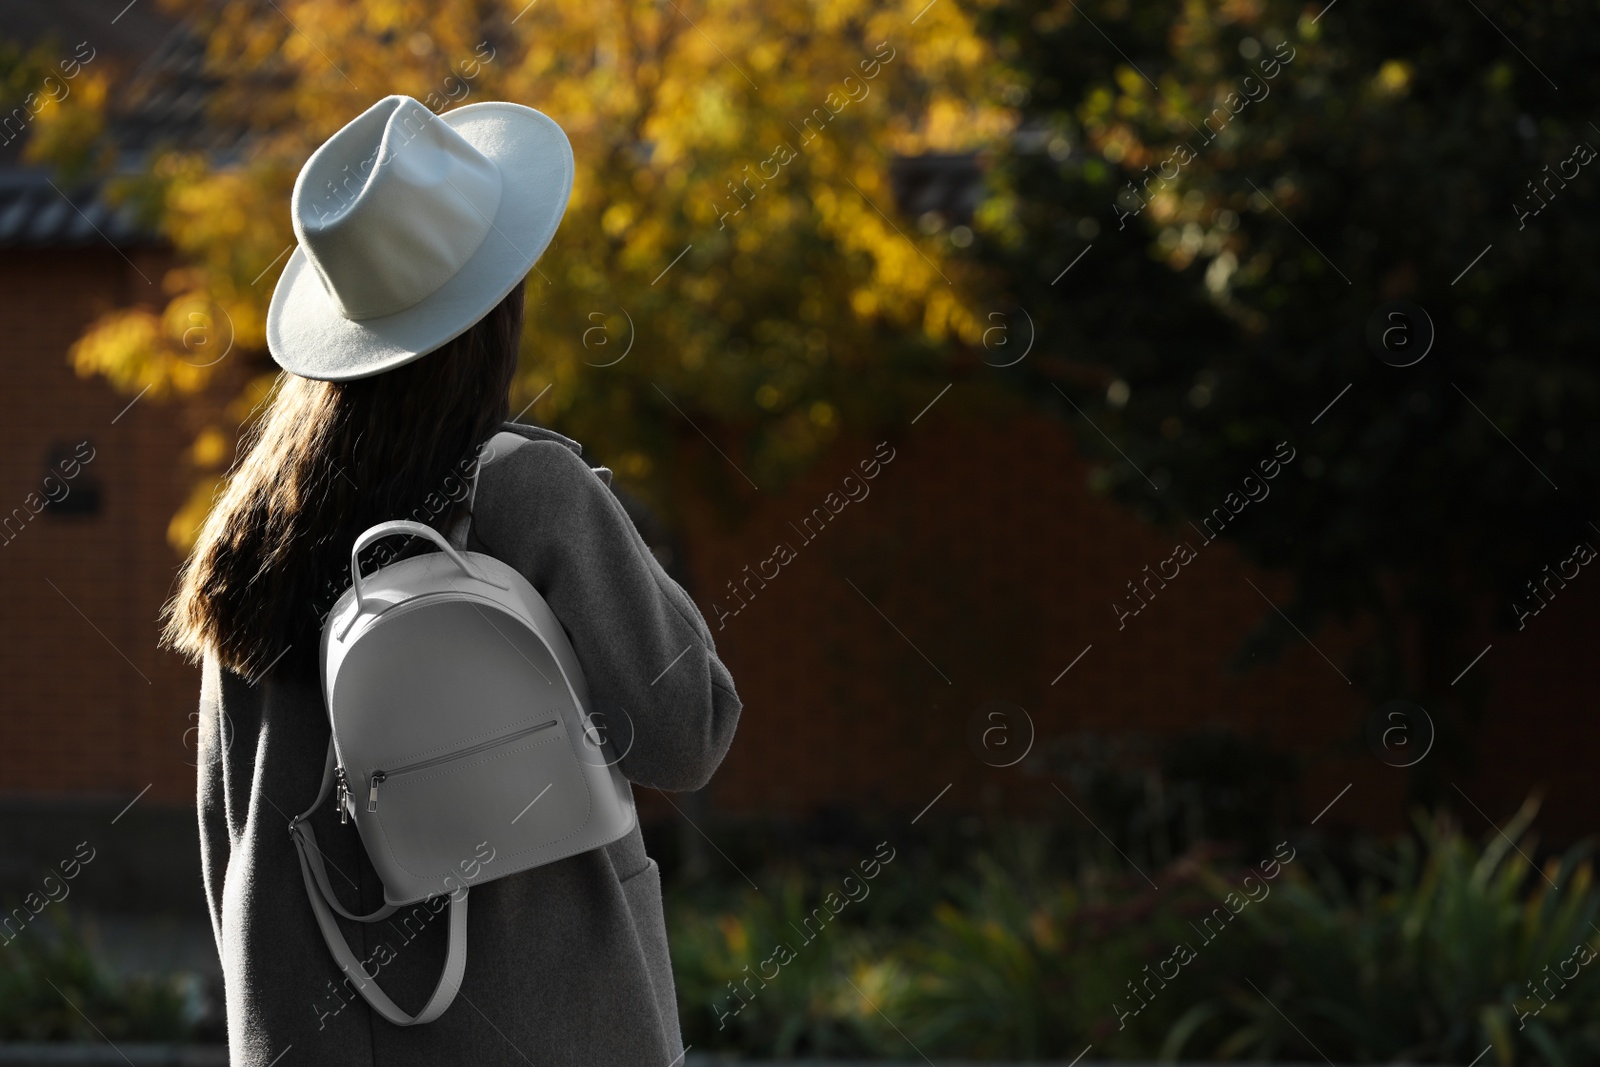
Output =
[
  {"x1": 361, "y1": 717, "x2": 595, "y2": 890},
  {"x1": 366, "y1": 718, "x2": 559, "y2": 812}
]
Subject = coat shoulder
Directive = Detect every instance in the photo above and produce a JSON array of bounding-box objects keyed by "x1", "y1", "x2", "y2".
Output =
[{"x1": 482, "y1": 424, "x2": 612, "y2": 495}]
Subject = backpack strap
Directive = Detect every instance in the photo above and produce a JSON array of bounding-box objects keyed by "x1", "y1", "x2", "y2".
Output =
[
  {"x1": 445, "y1": 474, "x2": 477, "y2": 552},
  {"x1": 447, "y1": 431, "x2": 502, "y2": 550},
  {"x1": 290, "y1": 740, "x2": 470, "y2": 1025},
  {"x1": 448, "y1": 428, "x2": 544, "y2": 550},
  {"x1": 289, "y1": 740, "x2": 398, "y2": 923}
]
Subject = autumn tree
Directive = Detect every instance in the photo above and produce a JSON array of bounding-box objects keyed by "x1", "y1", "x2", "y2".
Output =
[
  {"x1": 971, "y1": 0, "x2": 1600, "y2": 788},
  {"x1": 36, "y1": 0, "x2": 1011, "y2": 543}
]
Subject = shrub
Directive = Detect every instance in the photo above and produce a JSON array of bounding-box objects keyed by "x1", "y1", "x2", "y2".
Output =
[
  {"x1": 670, "y1": 801, "x2": 1600, "y2": 1063},
  {"x1": 0, "y1": 907, "x2": 197, "y2": 1042},
  {"x1": 1168, "y1": 800, "x2": 1600, "y2": 1066},
  {"x1": 670, "y1": 874, "x2": 882, "y2": 1057}
]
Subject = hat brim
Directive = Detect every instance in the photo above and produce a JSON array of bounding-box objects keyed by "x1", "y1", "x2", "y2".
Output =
[{"x1": 266, "y1": 101, "x2": 573, "y2": 382}]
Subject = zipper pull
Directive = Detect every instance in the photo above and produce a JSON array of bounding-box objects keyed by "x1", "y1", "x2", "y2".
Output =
[
  {"x1": 336, "y1": 767, "x2": 351, "y2": 824},
  {"x1": 368, "y1": 771, "x2": 386, "y2": 813}
]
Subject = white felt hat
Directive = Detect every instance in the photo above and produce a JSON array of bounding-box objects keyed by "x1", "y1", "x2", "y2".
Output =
[{"x1": 266, "y1": 95, "x2": 572, "y2": 381}]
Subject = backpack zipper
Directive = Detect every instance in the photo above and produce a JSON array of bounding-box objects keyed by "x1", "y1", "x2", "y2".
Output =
[
  {"x1": 336, "y1": 766, "x2": 352, "y2": 825},
  {"x1": 366, "y1": 718, "x2": 560, "y2": 813}
]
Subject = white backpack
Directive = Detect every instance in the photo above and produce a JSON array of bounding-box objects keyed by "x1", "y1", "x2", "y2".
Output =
[{"x1": 288, "y1": 444, "x2": 635, "y2": 1025}]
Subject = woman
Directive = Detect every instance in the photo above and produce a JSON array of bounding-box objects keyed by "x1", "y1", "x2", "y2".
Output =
[{"x1": 165, "y1": 95, "x2": 741, "y2": 1065}]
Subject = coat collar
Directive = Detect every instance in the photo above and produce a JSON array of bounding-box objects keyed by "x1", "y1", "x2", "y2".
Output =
[
  {"x1": 496, "y1": 421, "x2": 612, "y2": 485},
  {"x1": 500, "y1": 420, "x2": 582, "y2": 456}
]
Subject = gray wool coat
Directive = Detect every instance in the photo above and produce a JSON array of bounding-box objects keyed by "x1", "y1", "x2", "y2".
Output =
[{"x1": 195, "y1": 423, "x2": 742, "y2": 1066}]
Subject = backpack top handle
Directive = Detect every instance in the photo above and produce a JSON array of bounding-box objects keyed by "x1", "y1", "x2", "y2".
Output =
[{"x1": 344, "y1": 520, "x2": 510, "y2": 633}]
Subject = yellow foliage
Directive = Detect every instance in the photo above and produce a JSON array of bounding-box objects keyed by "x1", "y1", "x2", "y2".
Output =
[
  {"x1": 716, "y1": 913, "x2": 750, "y2": 956},
  {"x1": 69, "y1": 308, "x2": 208, "y2": 396},
  {"x1": 191, "y1": 427, "x2": 231, "y2": 469},
  {"x1": 23, "y1": 69, "x2": 109, "y2": 181},
  {"x1": 167, "y1": 475, "x2": 224, "y2": 553},
  {"x1": 1375, "y1": 59, "x2": 1412, "y2": 96},
  {"x1": 43, "y1": 0, "x2": 1012, "y2": 539}
]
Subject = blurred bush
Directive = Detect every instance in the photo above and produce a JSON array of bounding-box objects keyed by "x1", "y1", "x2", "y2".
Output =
[
  {"x1": 874, "y1": 849, "x2": 1094, "y2": 1057},
  {"x1": 0, "y1": 908, "x2": 199, "y2": 1042},
  {"x1": 1168, "y1": 799, "x2": 1600, "y2": 1065},
  {"x1": 670, "y1": 799, "x2": 1600, "y2": 1063},
  {"x1": 673, "y1": 876, "x2": 882, "y2": 1056}
]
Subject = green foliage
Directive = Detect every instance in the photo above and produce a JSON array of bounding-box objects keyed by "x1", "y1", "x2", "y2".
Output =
[
  {"x1": 888, "y1": 851, "x2": 1079, "y2": 1056},
  {"x1": 670, "y1": 803, "x2": 1600, "y2": 1062},
  {"x1": 970, "y1": 0, "x2": 1600, "y2": 782},
  {"x1": 671, "y1": 873, "x2": 882, "y2": 1057},
  {"x1": 0, "y1": 37, "x2": 50, "y2": 106},
  {"x1": 1173, "y1": 801, "x2": 1600, "y2": 1065},
  {"x1": 0, "y1": 35, "x2": 108, "y2": 184},
  {"x1": 0, "y1": 908, "x2": 196, "y2": 1042}
]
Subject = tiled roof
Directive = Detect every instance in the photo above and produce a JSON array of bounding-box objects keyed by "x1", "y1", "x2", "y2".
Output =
[
  {"x1": 0, "y1": 169, "x2": 147, "y2": 248},
  {"x1": 110, "y1": 23, "x2": 243, "y2": 162},
  {"x1": 0, "y1": 14, "x2": 237, "y2": 250}
]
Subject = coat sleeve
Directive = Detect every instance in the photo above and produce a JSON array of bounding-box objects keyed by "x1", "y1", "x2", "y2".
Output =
[
  {"x1": 195, "y1": 653, "x2": 231, "y2": 962},
  {"x1": 475, "y1": 437, "x2": 742, "y2": 793}
]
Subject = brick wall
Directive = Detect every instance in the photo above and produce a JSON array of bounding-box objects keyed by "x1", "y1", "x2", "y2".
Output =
[
  {"x1": 675, "y1": 399, "x2": 1600, "y2": 841},
  {"x1": 0, "y1": 245, "x2": 203, "y2": 808},
  {"x1": 2, "y1": 247, "x2": 1595, "y2": 846}
]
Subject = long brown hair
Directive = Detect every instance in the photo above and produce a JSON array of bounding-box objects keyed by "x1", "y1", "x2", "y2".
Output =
[{"x1": 163, "y1": 282, "x2": 525, "y2": 681}]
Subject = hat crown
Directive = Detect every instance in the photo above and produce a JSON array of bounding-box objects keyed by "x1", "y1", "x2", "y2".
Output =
[{"x1": 292, "y1": 96, "x2": 504, "y2": 321}]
